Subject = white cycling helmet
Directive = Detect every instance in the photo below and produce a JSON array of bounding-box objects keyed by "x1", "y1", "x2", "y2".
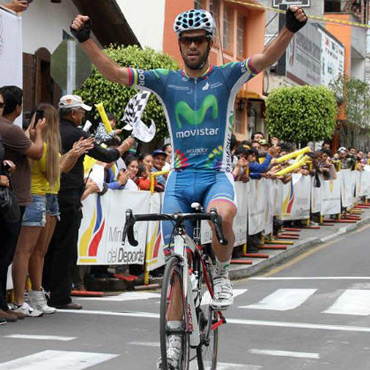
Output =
[{"x1": 173, "y1": 9, "x2": 216, "y2": 38}]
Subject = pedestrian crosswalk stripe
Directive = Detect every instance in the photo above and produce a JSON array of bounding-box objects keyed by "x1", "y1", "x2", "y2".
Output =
[
  {"x1": 4, "y1": 335, "x2": 76, "y2": 341},
  {"x1": 249, "y1": 349, "x2": 320, "y2": 359},
  {"x1": 239, "y1": 289, "x2": 316, "y2": 311},
  {"x1": 201, "y1": 289, "x2": 247, "y2": 306},
  {"x1": 128, "y1": 341, "x2": 160, "y2": 347},
  {"x1": 0, "y1": 350, "x2": 118, "y2": 369},
  {"x1": 251, "y1": 277, "x2": 370, "y2": 280},
  {"x1": 190, "y1": 362, "x2": 261, "y2": 369},
  {"x1": 77, "y1": 291, "x2": 160, "y2": 302},
  {"x1": 323, "y1": 289, "x2": 370, "y2": 316}
]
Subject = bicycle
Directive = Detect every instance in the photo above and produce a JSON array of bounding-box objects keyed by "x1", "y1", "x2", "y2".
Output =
[{"x1": 123, "y1": 204, "x2": 228, "y2": 370}]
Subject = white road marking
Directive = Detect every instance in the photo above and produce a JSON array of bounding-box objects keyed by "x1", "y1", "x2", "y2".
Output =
[
  {"x1": 4, "y1": 335, "x2": 76, "y2": 341},
  {"x1": 324, "y1": 290, "x2": 370, "y2": 316},
  {"x1": 239, "y1": 289, "x2": 316, "y2": 311},
  {"x1": 58, "y1": 309, "x2": 370, "y2": 333},
  {"x1": 76, "y1": 291, "x2": 160, "y2": 302},
  {"x1": 128, "y1": 341, "x2": 159, "y2": 347},
  {"x1": 190, "y1": 362, "x2": 261, "y2": 369},
  {"x1": 0, "y1": 350, "x2": 117, "y2": 370},
  {"x1": 201, "y1": 289, "x2": 247, "y2": 306},
  {"x1": 249, "y1": 349, "x2": 320, "y2": 359},
  {"x1": 250, "y1": 277, "x2": 370, "y2": 280}
]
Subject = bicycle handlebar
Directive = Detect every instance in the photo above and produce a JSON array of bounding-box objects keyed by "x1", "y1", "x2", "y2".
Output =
[{"x1": 122, "y1": 208, "x2": 228, "y2": 247}]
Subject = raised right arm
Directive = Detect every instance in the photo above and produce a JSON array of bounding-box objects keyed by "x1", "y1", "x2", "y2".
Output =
[{"x1": 71, "y1": 15, "x2": 130, "y2": 86}]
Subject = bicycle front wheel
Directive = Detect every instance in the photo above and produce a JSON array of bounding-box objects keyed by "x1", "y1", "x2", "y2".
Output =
[
  {"x1": 160, "y1": 256, "x2": 190, "y2": 370},
  {"x1": 196, "y1": 254, "x2": 218, "y2": 370}
]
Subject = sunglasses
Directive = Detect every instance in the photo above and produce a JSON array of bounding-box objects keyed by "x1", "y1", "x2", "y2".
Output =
[
  {"x1": 0, "y1": 102, "x2": 4, "y2": 108},
  {"x1": 179, "y1": 35, "x2": 210, "y2": 46}
]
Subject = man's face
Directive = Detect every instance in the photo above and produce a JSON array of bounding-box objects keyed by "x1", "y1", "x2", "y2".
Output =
[
  {"x1": 164, "y1": 145, "x2": 172, "y2": 162},
  {"x1": 350, "y1": 148, "x2": 356, "y2": 155},
  {"x1": 339, "y1": 150, "x2": 347, "y2": 158},
  {"x1": 253, "y1": 133, "x2": 264, "y2": 141},
  {"x1": 71, "y1": 107, "x2": 86, "y2": 126},
  {"x1": 153, "y1": 154, "x2": 166, "y2": 170},
  {"x1": 323, "y1": 143, "x2": 331, "y2": 150},
  {"x1": 358, "y1": 151, "x2": 364, "y2": 159},
  {"x1": 179, "y1": 30, "x2": 211, "y2": 70}
]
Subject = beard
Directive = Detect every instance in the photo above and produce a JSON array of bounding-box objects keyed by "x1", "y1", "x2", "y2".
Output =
[{"x1": 181, "y1": 45, "x2": 209, "y2": 70}]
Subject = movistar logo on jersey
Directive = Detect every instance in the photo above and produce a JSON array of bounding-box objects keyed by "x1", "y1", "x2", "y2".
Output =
[{"x1": 175, "y1": 95, "x2": 218, "y2": 129}]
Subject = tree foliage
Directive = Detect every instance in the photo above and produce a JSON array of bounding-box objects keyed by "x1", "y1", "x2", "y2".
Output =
[
  {"x1": 265, "y1": 85, "x2": 337, "y2": 144},
  {"x1": 329, "y1": 74, "x2": 370, "y2": 147},
  {"x1": 74, "y1": 45, "x2": 180, "y2": 144}
]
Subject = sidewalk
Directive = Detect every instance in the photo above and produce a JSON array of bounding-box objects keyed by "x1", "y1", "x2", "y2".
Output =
[{"x1": 84, "y1": 205, "x2": 370, "y2": 293}]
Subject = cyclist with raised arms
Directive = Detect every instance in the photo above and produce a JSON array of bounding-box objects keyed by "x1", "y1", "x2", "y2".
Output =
[{"x1": 71, "y1": 6, "x2": 306, "y2": 368}]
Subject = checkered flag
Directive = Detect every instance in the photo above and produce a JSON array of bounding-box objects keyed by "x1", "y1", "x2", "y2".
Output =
[
  {"x1": 121, "y1": 91, "x2": 151, "y2": 130},
  {"x1": 121, "y1": 91, "x2": 156, "y2": 143}
]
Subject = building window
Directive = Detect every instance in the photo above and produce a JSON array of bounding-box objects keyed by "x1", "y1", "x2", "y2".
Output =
[
  {"x1": 223, "y1": 5, "x2": 233, "y2": 52},
  {"x1": 235, "y1": 109, "x2": 242, "y2": 134},
  {"x1": 194, "y1": 0, "x2": 206, "y2": 9},
  {"x1": 210, "y1": 0, "x2": 220, "y2": 25},
  {"x1": 237, "y1": 14, "x2": 246, "y2": 58}
]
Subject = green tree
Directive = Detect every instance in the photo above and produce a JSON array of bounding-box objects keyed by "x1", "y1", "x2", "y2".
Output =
[
  {"x1": 330, "y1": 74, "x2": 370, "y2": 148},
  {"x1": 75, "y1": 45, "x2": 180, "y2": 146},
  {"x1": 265, "y1": 85, "x2": 337, "y2": 145}
]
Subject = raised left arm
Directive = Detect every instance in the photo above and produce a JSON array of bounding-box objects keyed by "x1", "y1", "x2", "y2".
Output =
[{"x1": 251, "y1": 6, "x2": 307, "y2": 72}]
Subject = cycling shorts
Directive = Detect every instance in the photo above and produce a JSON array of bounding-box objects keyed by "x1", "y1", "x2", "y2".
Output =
[{"x1": 161, "y1": 170, "x2": 236, "y2": 245}]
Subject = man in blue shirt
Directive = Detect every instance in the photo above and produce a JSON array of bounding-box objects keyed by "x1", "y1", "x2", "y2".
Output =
[{"x1": 70, "y1": 6, "x2": 306, "y2": 367}]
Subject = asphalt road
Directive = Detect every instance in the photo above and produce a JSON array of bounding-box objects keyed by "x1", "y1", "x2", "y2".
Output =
[{"x1": 2, "y1": 224, "x2": 370, "y2": 369}]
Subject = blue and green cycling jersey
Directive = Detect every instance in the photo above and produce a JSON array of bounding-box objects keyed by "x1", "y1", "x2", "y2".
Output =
[{"x1": 128, "y1": 58, "x2": 259, "y2": 172}]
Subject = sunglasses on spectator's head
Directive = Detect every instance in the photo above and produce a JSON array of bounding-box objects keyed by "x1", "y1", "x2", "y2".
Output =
[{"x1": 179, "y1": 35, "x2": 210, "y2": 46}]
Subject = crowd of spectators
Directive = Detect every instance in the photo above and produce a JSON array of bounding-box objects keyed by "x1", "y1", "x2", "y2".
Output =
[{"x1": 1, "y1": 77, "x2": 369, "y2": 325}]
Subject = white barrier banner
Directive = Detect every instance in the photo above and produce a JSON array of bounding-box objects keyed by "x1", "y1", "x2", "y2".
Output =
[
  {"x1": 248, "y1": 179, "x2": 267, "y2": 235},
  {"x1": 279, "y1": 175, "x2": 311, "y2": 220},
  {"x1": 201, "y1": 182, "x2": 248, "y2": 245},
  {"x1": 353, "y1": 170, "x2": 361, "y2": 200},
  {"x1": 78, "y1": 191, "x2": 151, "y2": 265},
  {"x1": 341, "y1": 169, "x2": 354, "y2": 208},
  {"x1": 311, "y1": 175, "x2": 323, "y2": 214},
  {"x1": 321, "y1": 174, "x2": 341, "y2": 216},
  {"x1": 233, "y1": 181, "x2": 248, "y2": 245},
  {"x1": 264, "y1": 179, "x2": 277, "y2": 235},
  {"x1": 145, "y1": 193, "x2": 165, "y2": 271},
  {"x1": 273, "y1": 180, "x2": 284, "y2": 216},
  {"x1": 361, "y1": 167, "x2": 370, "y2": 197}
]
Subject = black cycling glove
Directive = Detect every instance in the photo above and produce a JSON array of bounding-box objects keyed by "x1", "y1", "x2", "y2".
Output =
[
  {"x1": 286, "y1": 7, "x2": 307, "y2": 33},
  {"x1": 70, "y1": 19, "x2": 91, "y2": 43}
]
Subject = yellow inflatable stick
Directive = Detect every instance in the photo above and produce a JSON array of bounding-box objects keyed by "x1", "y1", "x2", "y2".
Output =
[
  {"x1": 276, "y1": 146, "x2": 310, "y2": 164},
  {"x1": 95, "y1": 102, "x2": 113, "y2": 133},
  {"x1": 275, "y1": 156, "x2": 308, "y2": 176}
]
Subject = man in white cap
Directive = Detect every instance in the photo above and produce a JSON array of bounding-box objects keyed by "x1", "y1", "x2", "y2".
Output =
[{"x1": 43, "y1": 94, "x2": 134, "y2": 310}]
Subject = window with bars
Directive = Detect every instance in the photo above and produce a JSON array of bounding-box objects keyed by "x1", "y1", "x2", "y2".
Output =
[
  {"x1": 194, "y1": 0, "x2": 206, "y2": 9},
  {"x1": 223, "y1": 5, "x2": 233, "y2": 52},
  {"x1": 234, "y1": 109, "x2": 243, "y2": 134},
  {"x1": 237, "y1": 14, "x2": 246, "y2": 58}
]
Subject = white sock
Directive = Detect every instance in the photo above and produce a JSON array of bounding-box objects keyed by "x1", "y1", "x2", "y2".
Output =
[
  {"x1": 167, "y1": 321, "x2": 183, "y2": 349},
  {"x1": 215, "y1": 258, "x2": 231, "y2": 278}
]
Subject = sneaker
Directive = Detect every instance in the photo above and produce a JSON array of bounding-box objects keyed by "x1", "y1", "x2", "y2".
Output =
[
  {"x1": 11, "y1": 302, "x2": 43, "y2": 317},
  {"x1": 211, "y1": 275, "x2": 233, "y2": 310},
  {"x1": 156, "y1": 335, "x2": 182, "y2": 370},
  {"x1": 28, "y1": 290, "x2": 57, "y2": 314}
]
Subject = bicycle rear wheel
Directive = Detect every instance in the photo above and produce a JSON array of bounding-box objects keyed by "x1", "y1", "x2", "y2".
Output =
[
  {"x1": 196, "y1": 252, "x2": 218, "y2": 370},
  {"x1": 160, "y1": 256, "x2": 190, "y2": 370}
]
